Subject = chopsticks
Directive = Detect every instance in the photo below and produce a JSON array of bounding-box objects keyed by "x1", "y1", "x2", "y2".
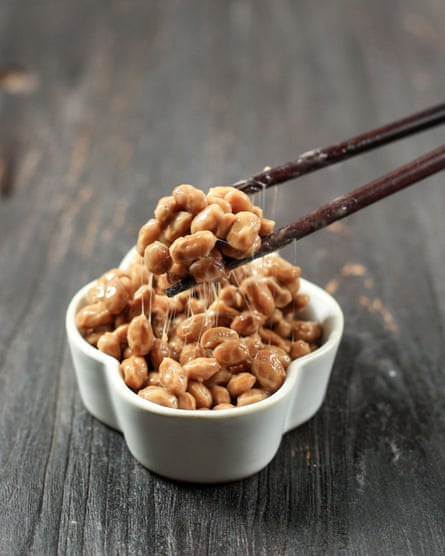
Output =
[
  {"x1": 235, "y1": 102, "x2": 445, "y2": 193},
  {"x1": 166, "y1": 104, "x2": 445, "y2": 297}
]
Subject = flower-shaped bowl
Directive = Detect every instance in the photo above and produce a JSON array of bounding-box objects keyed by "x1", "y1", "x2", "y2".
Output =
[{"x1": 66, "y1": 250, "x2": 343, "y2": 483}]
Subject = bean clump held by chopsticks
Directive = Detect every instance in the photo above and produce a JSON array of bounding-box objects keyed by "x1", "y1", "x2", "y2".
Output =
[{"x1": 137, "y1": 184, "x2": 275, "y2": 286}]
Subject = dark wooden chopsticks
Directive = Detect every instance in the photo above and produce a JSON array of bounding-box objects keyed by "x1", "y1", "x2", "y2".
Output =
[
  {"x1": 235, "y1": 102, "x2": 445, "y2": 193},
  {"x1": 166, "y1": 104, "x2": 445, "y2": 296}
]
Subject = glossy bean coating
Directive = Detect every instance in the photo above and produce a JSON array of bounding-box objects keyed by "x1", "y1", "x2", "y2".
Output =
[
  {"x1": 251, "y1": 205, "x2": 263, "y2": 218},
  {"x1": 251, "y1": 349, "x2": 286, "y2": 393},
  {"x1": 227, "y1": 372, "x2": 256, "y2": 397},
  {"x1": 213, "y1": 339, "x2": 251, "y2": 367},
  {"x1": 147, "y1": 371, "x2": 161, "y2": 386},
  {"x1": 259, "y1": 327, "x2": 290, "y2": 353},
  {"x1": 292, "y1": 321, "x2": 322, "y2": 343},
  {"x1": 154, "y1": 196, "x2": 178, "y2": 224},
  {"x1": 266, "y1": 346, "x2": 292, "y2": 369},
  {"x1": 170, "y1": 231, "x2": 217, "y2": 264},
  {"x1": 76, "y1": 302, "x2": 114, "y2": 330},
  {"x1": 237, "y1": 388, "x2": 268, "y2": 407},
  {"x1": 97, "y1": 331, "x2": 121, "y2": 359},
  {"x1": 221, "y1": 237, "x2": 261, "y2": 260},
  {"x1": 215, "y1": 212, "x2": 236, "y2": 239},
  {"x1": 177, "y1": 391, "x2": 197, "y2": 410},
  {"x1": 200, "y1": 326, "x2": 239, "y2": 349},
  {"x1": 272, "y1": 318, "x2": 292, "y2": 339},
  {"x1": 208, "y1": 300, "x2": 240, "y2": 328},
  {"x1": 113, "y1": 323, "x2": 129, "y2": 344},
  {"x1": 227, "y1": 361, "x2": 251, "y2": 374},
  {"x1": 176, "y1": 313, "x2": 215, "y2": 343},
  {"x1": 179, "y1": 343, "x2": 208, "y2": 365},
  {"x1": 86, "y1": 278, "x2": 106, "y2": 304},
  {"x1": 204, "y1": 368, "x2": 233, "y2": 387},
  {"x1": 144, "y1": 241, "x2": 172, "y2": 275},
  {"x1": 151, "y1": 313, "x2": 167, "y2": 340},
  {"x1": 168, "y1": 337, "x2": 183, "y2": 361},
  {"x1": 149, "y1": 338, "x2": 171, "y2": 369},
  {"x1": 172, "y1": 184, "x2": 207, "y2": 214},
  {"x1": 119, "y1": 275, "x2": 135, "y2": 298},
  {"x1": 126, "y1": 261, "x2": 150, "y2": 294},
  {"x1": 162, "y1": 211, "x2": 193, "y2": 243},
  {"x1": 290, "y1": 339, "x2": 312, "y2": 359},
  {"x1": 224, "y1": 188, "x2": 253, "y2": 213},
  {"x1": 190, "y1": 204, "x2": 225, "y2": 234},
  {"x1": 264, "y1": 277, "x2": 293, "y2": 308},
  {"x1": 207, "y1": 195, "x2": 232, "y2": 213},
  {"x1": 122, "y1": 346, "x2": 134, "y2": 359},
  {"x1": 138, "y1": 385, "x2": 178, "y2": 408},
  {"x1": 136, "y1": 218, "x2": 162, "y2": 256},
  {"x1": 263, "y1": 255, "x2": 301, "y2": 292},
  {"x1": 243, "y1": 333, "x2": 265, "y2": 359},
  {"x1": 207, "y1": 185, "x2": 235, "y2": 198},
  {"x1": 190, "y1": 256, "x2": 226, "y2": 284},
  {"x1": 83, "y1": 324, "x2": 113, "y2": 346},
  {"x1": 187, "y1": 381, "x2": 213, "y2": 408},
  {"x1": 184, "y1": 296, "x2": 205, "y2": 314},
  {"x1": 241, "y1": 277, "x2": 275, "y2": 316},
  {"x1": 219, "y1": 285, "x2": 245, "y2": 309},
  {"x1": 159, "y1": 357, "x2": 188, "y2": 395},
  {"x1": 120, "y1": 355, "x2": 148, "y2": 391},
  {"x1": 229, "y1": 265, "x2": 251, "y2": 285},
  {"x1": 213, "y1": 403, "x2": 235, "y2": 410},
  {"x1": 230, "y1": 310, "x2": 264, "y2": 336},
  {"x1": 226, "y1": 211, "x2": 261, "y2": 252},
  {"x1": 209, "y1": 385, "x2": 231, "y2": 406},
  {"x1": 259, "y1": 217, "x2": 275, "y2": 236},
  {"x1": 183, "y1": 357, "x2": 221, "y2": 382},
  {"x1": 129, "y1": 285, "x2": 153, "y2": 319},
  {"x1": 291, "y1": 293, "x2": 310, "y2": 312},
  {"x1": 127, "y1": 314, "x2": 154, "y2": 356},
  {"x1": 167, "y1": 262, "x2": 189, "y2": 285},
  {"x1": 100, "y1": 268, "x2": 131, "y2": 285}
]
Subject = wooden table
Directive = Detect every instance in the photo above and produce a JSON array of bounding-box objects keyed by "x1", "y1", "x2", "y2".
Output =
[{"x1": 1, "y1": 1, "x2": 444, "y2": 554}]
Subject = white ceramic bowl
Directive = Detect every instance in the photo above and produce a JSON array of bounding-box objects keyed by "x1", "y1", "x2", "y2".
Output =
[{"x1": 66, "y1": 250, "x2": 344, "y2": 483}]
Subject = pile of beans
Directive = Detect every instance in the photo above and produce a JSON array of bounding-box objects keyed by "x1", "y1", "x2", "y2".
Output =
[
  {"x1": 76, "y1": 184, "x2": 323, "y2": 410},
  {"x1": 137, "y1": 184, "x2": 276, "y2": 284}
]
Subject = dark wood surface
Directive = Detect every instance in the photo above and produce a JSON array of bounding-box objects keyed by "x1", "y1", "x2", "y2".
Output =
[{"x1": 1, "y1": 1, "x2": 444, "y2": 554}]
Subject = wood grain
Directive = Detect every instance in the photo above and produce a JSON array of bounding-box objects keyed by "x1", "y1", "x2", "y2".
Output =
[{"x1": 1, "y1": 0, "x2": 444, "y2": 554}]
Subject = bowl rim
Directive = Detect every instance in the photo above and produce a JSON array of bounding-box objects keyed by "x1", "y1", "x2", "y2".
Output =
[{"x1": 66, "y1": 269, "x2": 344, "y2": 422}]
